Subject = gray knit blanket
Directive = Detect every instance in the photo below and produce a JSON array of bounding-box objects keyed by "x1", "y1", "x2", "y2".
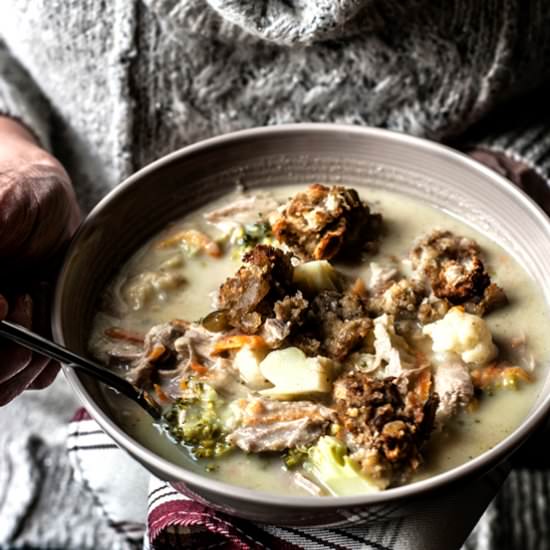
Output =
[{"x1": 1, "y1": 1, "x2": 550, "y2": 548}]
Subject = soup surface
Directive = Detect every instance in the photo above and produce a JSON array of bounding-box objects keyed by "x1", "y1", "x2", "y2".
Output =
[{"x1": 89, "y1": 184, "x2": 549, "y2": 496}]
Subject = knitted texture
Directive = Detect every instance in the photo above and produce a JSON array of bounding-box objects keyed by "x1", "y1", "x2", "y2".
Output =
[
  {"x1": 205, "y1": 0, "x2": 368, "y2": 43},
  {"x1": 0, "y1": 40, "x2": 51, "y2": 149},
  {"x1": 1, "y1": 1, "x2": 550, "y2": 209},
  {"x1": 0, "y1": 378, "x2": 133, "y2": 549}
]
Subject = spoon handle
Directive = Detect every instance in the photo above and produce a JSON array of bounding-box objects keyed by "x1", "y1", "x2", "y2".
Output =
[{"x1": 0, "y1": 320, "x2": 161, "y2": 419}]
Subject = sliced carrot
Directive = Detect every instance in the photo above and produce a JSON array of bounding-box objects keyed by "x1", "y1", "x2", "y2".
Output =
[
  {"x1": 147, "y1": 343, "x2": 166, "y2": 362},
  {"x1": 104, "y1": 327, "x2": 144, "y2": 344},
  {"x1": 153, "y1": 383, "x2": 171, "y2": 404},
  {"x1": 190, "y1": 362, "x2": 209, "y2": 375},
  {"x1": 503, "y1": 366, "x2": 530, "y2": 383},
  {"x1": 204, "y1": 241, "x2": 222, "y2": 258},
  {"x1": 350, "y1": 277, "x2": 367, "y2": 298},
  {"x1": 211, "y1": 334, "x2": 266, "y2": 356},
  {"x1": 413, "y1": 367, "x2": 432, "y2": 402},
  {"x1": 156, "y1": 229, "x2": 222, "y2": 257}
]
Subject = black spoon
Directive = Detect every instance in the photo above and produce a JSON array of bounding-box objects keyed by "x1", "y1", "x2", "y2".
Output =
[{"x1": 0, "y1": 320, "x2": 162, "y2": 419}]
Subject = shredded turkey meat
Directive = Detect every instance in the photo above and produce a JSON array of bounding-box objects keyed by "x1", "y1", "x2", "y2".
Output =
[
  {"x1": 355, "y1": 314, "x2": 416, "y2": 378},
  {"x1": 204, "y1": 194, "x2": 280, "y2": 233},
  {"x1": 129, "y1": 320, "x2": 226, "y2": 390},
  {"x1": 227, "y1": 398, "x2": 336, "y2": 452},
  {"x1": 432, "y1": 355, "x2": 474, "y2": 423}
]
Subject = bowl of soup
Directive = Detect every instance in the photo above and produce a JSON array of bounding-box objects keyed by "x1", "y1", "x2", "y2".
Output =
[{"x1": 52, "y1": 124, "x2": 550, "y2": 526}]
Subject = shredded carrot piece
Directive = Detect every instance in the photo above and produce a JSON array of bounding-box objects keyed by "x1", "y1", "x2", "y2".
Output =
[
  {"x1": 413, "y1": 367, "x2": 432, "y2": 402},
  {"x1": 204, "y1": 241, "x2": 222, "y2": 258},
  {"x1": 104, "y1": 327, "x2": 144, "y2": 344},
  {"x1": 211, "y1": 335, "x2": 266, "y2": 356},
  {"x1": 471, "y1": 364, "x2": 530, "y2": 390},
  {"x1": 153, "y1": 384, "x2": 171, "y2": 404},
  {"x1": 147, "y1": 343, "x2": 166, "y2": 362},
  {"x1": 190, "y1": 362, "x2": 208, "y2": 375},
  {"x1": 350, "y1": 277, "x2": 367, "y2": 298},
  {"x1": 156, "y1": 229, "x2": 222, "y2": 257},
  {"x1": 244, "y1": 399, "x2": 265, "y2": 418},
  {"x1": 179, "y1": 379, "x2": 188, "y2": 390}
]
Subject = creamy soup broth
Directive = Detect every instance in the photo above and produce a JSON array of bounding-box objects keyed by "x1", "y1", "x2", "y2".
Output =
[{"x1": 89, "y1": 185, "x2": 549, "y2": 495}]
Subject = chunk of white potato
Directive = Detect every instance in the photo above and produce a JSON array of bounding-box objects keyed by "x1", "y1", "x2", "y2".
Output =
[
  {"x1": 259, "y1": 347, "x2": 335, "y2": 399},
  {"x1": 293, "y1": 260, "x2": 340, "y2": 294},
  {"x1": 234, "y1": 345, "x2": 271, "y2": 389},
  {"x1": 423, "y1": 307, "x2": 497, "y2": 365}
]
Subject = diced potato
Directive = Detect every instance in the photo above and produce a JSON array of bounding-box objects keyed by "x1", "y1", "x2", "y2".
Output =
[
  {"x1": 304, "y1": 436, "x2": 382, "y2": 496},
  {"x1": 292, "y1": 260, "x2": 340, "y2": 294},
  {"x1": 259, "y1": 347, "x2": 335, "y2": 399},
  {"x1": 234, "y1": 345, "x2": 271, "y2": 389},
  {"x1": 423, "y1": 307, "x2": 497, "y2": 365}
]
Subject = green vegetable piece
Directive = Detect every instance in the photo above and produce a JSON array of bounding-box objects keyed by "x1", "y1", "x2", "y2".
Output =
[
  {"x1": 164, "y1": 380, "x2": 233, "y2": 459},
  {"x1": 283, "y1": 446, "x2": 310, "y2": 469},
  {"x1": 230, "y1": 221, "x2": 274, "y2": 256},
  {"x1": 304, "y1": 436, "x2": 380, "y2": 496}
]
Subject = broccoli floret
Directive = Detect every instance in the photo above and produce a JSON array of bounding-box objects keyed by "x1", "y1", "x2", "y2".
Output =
[
  {"x1": 304, "y1": 436, "x2": 380, "y2": 496},
  {"x1": 230, "y1": 221, "x2": 274, "y2": 257},
  {"x1": 242, "y1": 221, "x2": 272, "y2": 247},
  {"x1": 164, "y1": 380, "x2": 232, "y2": 459},
  {"x1": 283, "y1": 446, "x2": 310, "y2": 469}
]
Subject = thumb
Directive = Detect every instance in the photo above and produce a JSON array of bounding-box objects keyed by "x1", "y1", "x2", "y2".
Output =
[{"x1": 0, "y1": 164, "x2": 80, "y2": 266}]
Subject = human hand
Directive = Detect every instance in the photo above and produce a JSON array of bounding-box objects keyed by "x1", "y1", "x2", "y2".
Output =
[{"x1": 0, "y1": 117, "x2": 81, "y2": 405}]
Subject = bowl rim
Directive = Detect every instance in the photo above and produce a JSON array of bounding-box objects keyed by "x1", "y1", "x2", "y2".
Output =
[{"x1": 53, "y1": 122, "x2": 550, "y2": 508}]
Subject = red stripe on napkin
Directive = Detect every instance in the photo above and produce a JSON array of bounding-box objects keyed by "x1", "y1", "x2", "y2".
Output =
[{"x1": 149, "y1": 499, "x2": 303, "y2": 550}]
